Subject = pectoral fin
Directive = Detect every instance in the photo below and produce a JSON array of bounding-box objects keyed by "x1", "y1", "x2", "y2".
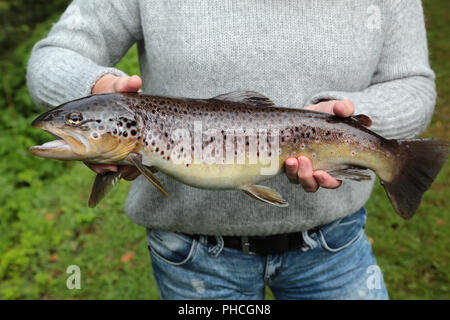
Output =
[
  {"x1": 88, "y1": 171, "x2": 122, "y2": 208},
  {"x1": 242, "y1": 185, "x2": 288, "y2": 207},
  {"x1": 326, "y1": 166, "x2": 372, "y2": 181},
  {"x1": 127, "y1": 153, "x2": 170, "y2": 198}
]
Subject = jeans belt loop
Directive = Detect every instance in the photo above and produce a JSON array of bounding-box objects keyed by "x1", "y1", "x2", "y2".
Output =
[
  {"x1": 208, "y1": 236, "x2": 224, "y2": 257},
  {"x1": 241, "y1": 236, "x2": 256, "y2": 255}
]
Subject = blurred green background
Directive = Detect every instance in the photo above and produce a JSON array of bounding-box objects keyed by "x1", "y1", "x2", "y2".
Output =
[{"x1": 0, "y1": 0, "x2": 448, "y2": 300}]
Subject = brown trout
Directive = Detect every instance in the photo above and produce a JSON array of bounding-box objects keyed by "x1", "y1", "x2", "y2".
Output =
[{"x1": 30, "y1": 91, "x2": 448, "y2": 220}]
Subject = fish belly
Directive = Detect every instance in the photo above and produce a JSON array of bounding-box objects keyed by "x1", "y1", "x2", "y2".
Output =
[{"x1": 144, "y1": 154, "x2": 282, "y2": 190}]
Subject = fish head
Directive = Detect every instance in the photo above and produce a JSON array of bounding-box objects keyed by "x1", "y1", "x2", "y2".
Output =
[{"x1": 30, "y1": 94, "x2": 140, "y2": 163}]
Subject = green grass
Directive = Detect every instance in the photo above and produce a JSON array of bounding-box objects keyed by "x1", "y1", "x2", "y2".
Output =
[{"x1": 0, "y1": 1, "x2": 448, "y2": 299}]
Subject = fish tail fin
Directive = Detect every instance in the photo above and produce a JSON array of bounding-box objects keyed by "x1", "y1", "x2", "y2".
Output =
[{"x1": 383, "y1": 139, "x2": 448, "y2": 220}]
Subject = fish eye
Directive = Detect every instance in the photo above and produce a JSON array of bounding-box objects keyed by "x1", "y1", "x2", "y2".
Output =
[{"x1": 65, "y1": 112, "x2": 83, "y2": 126}]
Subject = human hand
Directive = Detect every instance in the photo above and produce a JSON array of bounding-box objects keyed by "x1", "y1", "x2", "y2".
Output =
[
  {"x1": 86, "y1": 74, "x2": 143, "y2": 180},
  {"x1": 91, "y1": 74, "x2": 142, "y2": 94},
  {"x1": 284, "y1": 100, "x2": 354, "y2": 192}
]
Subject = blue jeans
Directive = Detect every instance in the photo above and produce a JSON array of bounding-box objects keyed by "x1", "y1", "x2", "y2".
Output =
[{"x1": 146, "y1": 208, "x2": 389, "y2": 300}]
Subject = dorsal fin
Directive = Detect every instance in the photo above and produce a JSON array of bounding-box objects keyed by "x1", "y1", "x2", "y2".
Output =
[
  {"x1": 211, "y1": 91, "x2": 274, "y2": 106},
  {"x1": 352, "y1": 114, "x2": 373, "y2": 127}
]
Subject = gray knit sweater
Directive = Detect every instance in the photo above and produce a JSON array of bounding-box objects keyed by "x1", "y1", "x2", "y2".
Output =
[{"x1": 27, "y1": 0, "x2": 435, "y2": 236}]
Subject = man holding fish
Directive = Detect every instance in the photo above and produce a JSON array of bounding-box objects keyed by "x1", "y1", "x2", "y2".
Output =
[{"x1": 27, "y1": 0, "x2": 441, "y2": 299}]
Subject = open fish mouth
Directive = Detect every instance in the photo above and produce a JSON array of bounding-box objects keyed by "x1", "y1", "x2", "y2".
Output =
[
  {"x1": 29, "y1": 131, "x2": 87, "y2": 160},
  {"x1": 30, "y1": 139, "x2": 71, "y2": 152}
]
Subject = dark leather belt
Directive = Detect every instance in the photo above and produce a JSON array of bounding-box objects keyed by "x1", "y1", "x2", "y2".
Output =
[{"x1": 190, "y1": 227, "x2": 321, "y2": 256}]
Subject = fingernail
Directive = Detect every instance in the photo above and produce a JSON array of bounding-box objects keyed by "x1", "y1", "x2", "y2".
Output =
[{"x1": 298, "y1": 160, "x2": 306, "y2": 169}]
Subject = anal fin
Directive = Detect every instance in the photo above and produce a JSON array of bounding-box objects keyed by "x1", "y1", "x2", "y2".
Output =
[
  {"x1": 127, "y1": 153, "x2": 170, "y2": 198},
  {"x1": 242, "y1": 185, "x2": 288, "y2": 207},
  {"x1": 326, "y1": 166, "x2": 372, "y2": 181},
  {"x1": 88, "y1": 171, "x2": 122, "y2": 208}
]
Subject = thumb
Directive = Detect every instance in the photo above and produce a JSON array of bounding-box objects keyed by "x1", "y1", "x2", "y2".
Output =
[
  {"x1": 333, "y1": 100, "x2": 354, "y2": 117},
  {"x1": 114, "y1": 75, "x2": 142, "y2": 93}
]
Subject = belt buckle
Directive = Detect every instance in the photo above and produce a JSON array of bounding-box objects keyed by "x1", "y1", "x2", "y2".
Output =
[{"x1": 241, "y1": 236, "x2": 256, "y2": 255}]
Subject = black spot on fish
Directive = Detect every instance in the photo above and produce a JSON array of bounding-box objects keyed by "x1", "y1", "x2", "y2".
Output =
[
  {"x1": 131, "y1": 130, "x2": 137, "y2": 136},
  {"x1": 123, "y1": 132, "x2": 128, "y2": 137}
]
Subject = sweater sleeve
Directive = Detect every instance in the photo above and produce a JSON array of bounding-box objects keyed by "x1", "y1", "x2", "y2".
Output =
[
  {"x1": 27, "y1": 0, "x2": 142, "y2": 108},
  {"x1": 305, "y1": 0, "x2": 436, "y2": 139}
]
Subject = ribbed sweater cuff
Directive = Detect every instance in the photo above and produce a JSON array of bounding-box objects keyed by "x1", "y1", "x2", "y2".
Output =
[{"x1": 28, "y1": 47, "x2": 127, "y2": 108}]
